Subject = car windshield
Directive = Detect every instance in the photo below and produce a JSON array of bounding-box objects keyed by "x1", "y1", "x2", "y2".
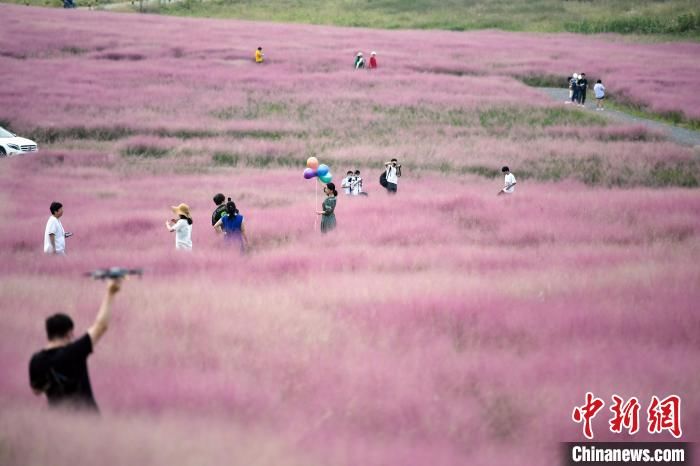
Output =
[{"x1": 0, "y1": 127, "x2": 15, "y2": 138}]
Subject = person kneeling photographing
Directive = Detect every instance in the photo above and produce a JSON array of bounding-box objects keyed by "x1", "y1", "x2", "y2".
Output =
[{"x1": 29, "y1": 278, "x2": 124, "y2": 412}]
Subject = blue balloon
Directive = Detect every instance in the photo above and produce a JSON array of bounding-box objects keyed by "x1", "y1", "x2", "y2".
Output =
[{"x1": 317, "y1": 164, "x2": 329, "y2": 177}]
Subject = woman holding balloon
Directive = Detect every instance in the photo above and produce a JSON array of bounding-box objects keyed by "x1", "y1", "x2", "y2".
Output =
[
  {"x1": 304, "y1": 156, "x2": 337, "y2": 233},
  {"x1": 317, "y1": 183, "x2": 337, "y2": 233}
]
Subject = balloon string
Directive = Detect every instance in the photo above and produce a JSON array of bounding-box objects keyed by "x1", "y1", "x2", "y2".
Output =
[{"x1": 314, "y1": 180, "x2": 318, "y2": 231}]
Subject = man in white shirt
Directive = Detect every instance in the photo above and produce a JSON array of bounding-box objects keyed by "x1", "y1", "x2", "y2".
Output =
[
  {"x1": 351, "y1": 170, "x2": 363, "y2": 196},
  {"x1": 44, "y1": 202, "x2": 69, "y2": 255},
  {"x1": 341, "y1": 171, "x2": 354, "y2": 195},
  {"x1": 593, "y1": 79, "x2": 606, "y2": 111},
  {"x1": 384, "y1": 159, "x2": 401, "y2": 194},
  {"x1": 498, "y1": 166, "x2": 516, "y2": 195}
]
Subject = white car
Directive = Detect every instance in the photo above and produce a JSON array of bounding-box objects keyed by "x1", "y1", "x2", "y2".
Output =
[{"x1": 0, "y1": 126, "x2": 38, "y2": 157}]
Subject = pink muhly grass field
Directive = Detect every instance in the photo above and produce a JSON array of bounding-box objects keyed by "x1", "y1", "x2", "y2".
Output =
[
  {"x1": 1, "y1": 6, "x2": 699, "y2": 466},
  {"x1": 1, "y1": 152, "x2": 699, "y2": 465}
]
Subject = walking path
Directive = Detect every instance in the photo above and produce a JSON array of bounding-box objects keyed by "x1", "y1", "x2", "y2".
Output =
[{"x1": 538, "y1": 87, "x2": 700, "y2": 148}]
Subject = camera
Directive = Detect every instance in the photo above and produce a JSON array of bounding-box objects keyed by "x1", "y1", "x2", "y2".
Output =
[{"x1": 87, "y1": 268, "x2": 143, "y2": 280}]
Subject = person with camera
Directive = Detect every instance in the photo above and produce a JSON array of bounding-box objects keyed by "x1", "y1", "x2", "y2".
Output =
[
  {"x1": 384, "y1": 158, "x2": 401, "y2": 194},
  {"x1": 29, "y1": 278, "x2": 124, "y2": 412}
]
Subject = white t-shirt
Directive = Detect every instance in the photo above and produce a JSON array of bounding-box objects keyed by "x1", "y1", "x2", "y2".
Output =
[
  {"x1": 171, "y1": 219, "x2": 192, "y2": 250},
  {"x1": 594, "y1": 83, "x2": 605, "y2": 98},
  {"x1": 341, "y1": 176, "x2": 353, "y2": 195},
  {"x1": 44, "y1": 216, "x2": 66, "y2": 254},
  {"x1": 351, "y1": 176, "x2": 363, "y2": 195},
  {"x1": 386, "y1": 165, "x2": 399, "y2": 184},
  {"x1": 503, "y1": 173, "x2": 516, "y2": 193}
]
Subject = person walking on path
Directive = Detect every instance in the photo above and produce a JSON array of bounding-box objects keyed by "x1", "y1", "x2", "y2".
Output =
[
  {"x1": 29, "y1": 278, "x2": 124, "y2": 412},
  {"x1": 166, "y1": 203, "x2": 193, "y2": 251},
  {"x1": 44, "y1": 202, "x2": 71, "y2": 255},
  {"x1": 211, "y1": 193, "x2": 228, "y2": 227},
  {"x1": 354, "y1": 52, "x2": 365, "y2": 70},
  {"x1": 317, "y1": 183, "x2": 337, "y2": 233},
  {"x1": 255, "y1": 47, "x2": 264, "y2": 63},
  {"x1": 577, "y1": 73, "x2": 588, "y2": 106},
  {"x1": 384, "y1": 158, "x2": 401, "y2": 194},
  {"x1": 214, "y1": 198, "x2": 249, "y2": 252},
  {"x1": 368, "y1": 51, "x2": 378, "y2": 69},
  {"x1": 497, "y1": 166, "x2": 517, "y2": 195},
  {"x1": 594, "y1": 79, "x2": 606, "y2": 111}
]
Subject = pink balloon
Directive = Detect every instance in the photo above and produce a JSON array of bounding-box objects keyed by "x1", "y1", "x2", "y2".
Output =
[
  {"x1": 303, "y1": 168, "x2": 317, "y2": 179},
  {"x1": 306, "y1": 157, "x2": 319, "y2": 170}
]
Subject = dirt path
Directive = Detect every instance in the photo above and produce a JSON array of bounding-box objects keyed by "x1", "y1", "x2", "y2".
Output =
[{"x1": 538, "y1": 87, "x2": 700, "y2": 147}]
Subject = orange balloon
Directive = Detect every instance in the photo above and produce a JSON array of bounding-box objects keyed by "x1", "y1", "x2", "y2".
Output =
[{"x1": 306, "y1": 157, "x2": 319, "y2": 170}]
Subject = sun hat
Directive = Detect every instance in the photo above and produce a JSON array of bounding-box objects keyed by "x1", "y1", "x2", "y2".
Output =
[
  {"x1": 171, "y1": 203, "x2": 192, "y2": 219},
  {"x1": 357, "y1": 52, "x2": 363, "y2": 56},
  {"x1": 371, "y1": 51, "x2": 376, "y2": 55}
]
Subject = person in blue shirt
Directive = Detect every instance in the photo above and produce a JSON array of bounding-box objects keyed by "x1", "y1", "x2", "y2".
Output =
[{"x1": 213, "y1": 198, "x2": 249, "y2": 252}]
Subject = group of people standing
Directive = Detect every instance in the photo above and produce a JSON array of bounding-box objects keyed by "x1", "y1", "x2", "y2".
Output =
[
  {"x1": 354, "y1": 51, "x2": 378, "y2": 70},
  {"x1": 341, "y1": 170, "x2": 365, "y2": 196},
  {"x1": 566, "y1": 73, "x2": 606, "y2": 110},
  {"x1": 567, "y1": 73, "x2": 589, "y2": 106}
]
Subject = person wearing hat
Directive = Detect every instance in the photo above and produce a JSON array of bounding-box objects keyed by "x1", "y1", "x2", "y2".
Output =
[
  {"x1": 316, "y1": 183, "x2": 337, "y2": 233},
  {"x1": 354, "y1": 52, "x2": 365, "y2": 70},
  {"x1": 368, "y1": 51, "x2": 377, "y2": 69},
  {"x1": 166, "y1": 203, "x2": 193, "y2": 250}
]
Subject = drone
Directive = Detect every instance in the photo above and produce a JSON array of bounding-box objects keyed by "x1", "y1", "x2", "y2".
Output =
[{"x1": 86, "y1": 268, "x2": 143, "y2": 280}]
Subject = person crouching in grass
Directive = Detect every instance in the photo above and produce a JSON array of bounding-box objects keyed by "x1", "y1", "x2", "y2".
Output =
[
  {"x1": 497, "y1": 166, "x2": 516, "y2": 195},
  {"x1": 166, "y1": 203, "x2": 193, "y2": 251}
]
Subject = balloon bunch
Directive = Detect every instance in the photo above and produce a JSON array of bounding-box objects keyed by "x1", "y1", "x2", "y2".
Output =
[{"x1": 303, "y1": 157, "x2": 332, "y2": 183}]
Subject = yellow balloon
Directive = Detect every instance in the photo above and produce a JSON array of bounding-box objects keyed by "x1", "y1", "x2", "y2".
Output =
[{"x1": 306, "y1": 157, "x2": 319, "y2": 170}]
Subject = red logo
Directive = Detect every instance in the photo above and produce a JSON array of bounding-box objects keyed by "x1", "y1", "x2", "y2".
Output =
[
  {"x1": 572, "y1": 392, "x2": 605, "y2": 439},
  {"x1": 573, "y1": 393, "x2": 682, "y2": 439},
  {"x1": 609, "y1": 395, "x2": 640, "y2": 435},
  {"x1": 648, "y1": 395, "x2": 682, "y2": 438}
]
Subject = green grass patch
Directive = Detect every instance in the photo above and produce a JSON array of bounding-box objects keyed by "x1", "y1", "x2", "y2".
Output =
[
  {"x1": 650, "y1": 161, "x2": 699, "y2": 187},
  {"x1": 479, "y1": 107, "x2": 605, "y2": 130},
  {"x1": 121, "y1": 144, "x2": 169, "y2": 158},
  {"x1": 146, "y1": 0, "x2": 700, "y2": 40},
  {"x1": 212, "y1": 151, "x2": 240, "y2": 166},
  {"x1": 605, "y1": 100, "x2": 700, "y2": 132},
  {"x1": 30, "y1": 126, "x2": 135, "y2": 143},
  {"x1": 211, "y1": 99, "x2": 290, "y2": 120}
]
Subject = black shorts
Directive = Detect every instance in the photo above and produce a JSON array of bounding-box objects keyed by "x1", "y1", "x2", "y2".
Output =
[{"x1": 386, "y1": 182, "x2": 397, "y2": 192}]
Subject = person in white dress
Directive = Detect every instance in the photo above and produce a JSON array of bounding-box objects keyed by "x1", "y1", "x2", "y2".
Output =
[{"x1": 165, "y1": 203, "x2": 193, "y2": 251}]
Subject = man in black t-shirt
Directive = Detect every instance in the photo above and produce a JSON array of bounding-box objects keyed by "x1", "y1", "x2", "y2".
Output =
[
  {"x1": 577, "y1": 73, "x2": 588, "y2": 106},
  {"x1": 211, "y1": 193, "x2": 228, "y2": 227},
  {"x1": 29, "y1": 279, "x2": 123, "y2": 411}
]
